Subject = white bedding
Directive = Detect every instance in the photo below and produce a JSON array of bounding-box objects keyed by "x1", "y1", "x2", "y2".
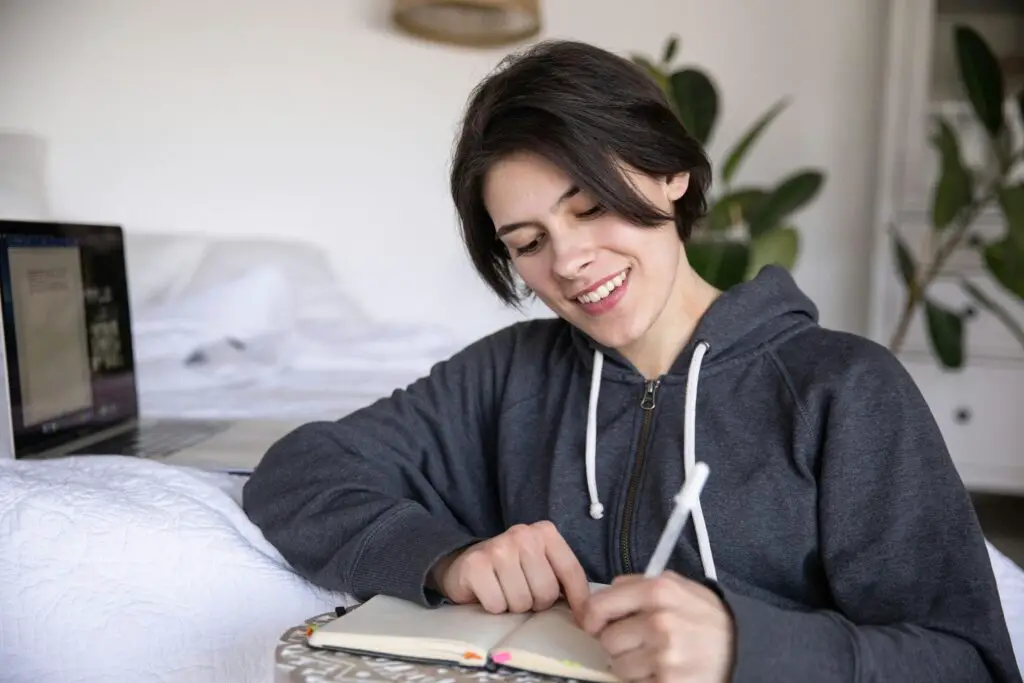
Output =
[
  {"x1": 1, "y1": 454, "x2": 1022, "y2": 683},
  {"x1": 0, "y1": 455, "x2": 355, "y2": 683},
  {"x1": 0, "y1": 234, "x2": 470, "y2": 681},
  {"x1": 125, "y1": 234, "x2": 471, "y2": 422}
]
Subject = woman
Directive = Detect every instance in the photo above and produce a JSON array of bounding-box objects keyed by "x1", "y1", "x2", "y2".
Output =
[{"x1": 243, "y1": 40, "x2": 1020, "y2": 683}]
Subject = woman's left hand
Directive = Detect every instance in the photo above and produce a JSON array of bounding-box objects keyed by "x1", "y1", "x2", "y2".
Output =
[{"x1": 579, "y1": 572, "x2": 735, "y2": 683}]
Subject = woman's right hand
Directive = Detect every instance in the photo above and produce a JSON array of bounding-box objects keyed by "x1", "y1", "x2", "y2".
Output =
[{"x1": 431, "y1": 521, "x2": 591, "y2": 620}]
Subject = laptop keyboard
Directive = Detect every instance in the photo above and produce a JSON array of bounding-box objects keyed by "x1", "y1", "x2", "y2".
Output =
[{"x1": 73, "y1": 421, "x2": 230, "y2": 459}]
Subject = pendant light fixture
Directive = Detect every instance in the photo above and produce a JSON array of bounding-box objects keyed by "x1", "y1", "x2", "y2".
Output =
[{"x1": 391, "y1": 0, "x2": 542, "y2": 48}]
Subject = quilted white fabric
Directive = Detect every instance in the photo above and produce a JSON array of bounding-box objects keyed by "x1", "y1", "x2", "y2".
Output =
[
  {"x1": 990, "y1": 541, "x2": 1024, "y2": 672},
  {"x1": 0, "y1": 455, "x2": 353, "y2": 683}
]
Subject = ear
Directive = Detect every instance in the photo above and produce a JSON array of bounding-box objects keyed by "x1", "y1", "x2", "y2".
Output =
[{"x1": 666, "y1": 172, "x2": 691, "y2": 201}]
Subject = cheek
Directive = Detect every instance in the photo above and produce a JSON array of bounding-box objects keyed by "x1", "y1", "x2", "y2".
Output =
[
  {"x1": 636, "y1": 223, "x2": 679, "y2": 253},
  {"x1": 602, "y1": 223, "x2": 675, "y2": 264},
  {"x1": 511, "y1": 256, "x2": 570, "y2": 307},
  {"x1": 510, "y1": 256, "x2": 550, "y2": 291}
]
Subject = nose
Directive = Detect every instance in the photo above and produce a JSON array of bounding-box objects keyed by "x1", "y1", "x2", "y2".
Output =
[{"x1": 551, "y1": 228, "x2": 596, "y2": 281}]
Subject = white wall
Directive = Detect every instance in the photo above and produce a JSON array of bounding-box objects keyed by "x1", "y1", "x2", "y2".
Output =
[{"x1": 0, "y1": 0, "x2": 886, "y2": 341}]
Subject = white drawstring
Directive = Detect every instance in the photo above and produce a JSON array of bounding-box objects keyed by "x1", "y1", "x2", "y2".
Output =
[
  {"x1": 685, "y1": 341, "x2": 716, "y2": 580},
  {"x1": 586, "y1": 350, "x2": 604, "y2": 520},
  {"x1": 583, "y1": 343, "x2": 716, "y2": 580}
]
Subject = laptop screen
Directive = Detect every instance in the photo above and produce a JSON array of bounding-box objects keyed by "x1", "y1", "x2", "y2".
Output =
[{"x1": 0, "y1": 220, "x2": 138, "y2": 456}]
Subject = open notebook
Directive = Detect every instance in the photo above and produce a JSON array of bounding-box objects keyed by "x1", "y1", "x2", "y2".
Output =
[{"x1": 306, "y1": 588, "x2": 617, "y2": 682}]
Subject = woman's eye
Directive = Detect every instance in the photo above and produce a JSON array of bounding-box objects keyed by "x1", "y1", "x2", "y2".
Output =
[
  {"x1": 577, "y1": 204, "x2": 605, "y2": 219},
  {"x1": 515, "y1": 238, "x2": 542, "y2": 256}
]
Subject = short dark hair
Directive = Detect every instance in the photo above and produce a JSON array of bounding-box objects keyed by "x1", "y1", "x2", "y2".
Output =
[{"x1": 450, "y1": 39, "x2": 712, "y2": 306}]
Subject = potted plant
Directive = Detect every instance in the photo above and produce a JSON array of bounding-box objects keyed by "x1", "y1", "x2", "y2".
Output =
[
  {"x1": 630, "y1": 35, "x2": 826, "y2": 290},
  {"x1": 888, "y1": 24, "x2": 1024, "y2": 369}
]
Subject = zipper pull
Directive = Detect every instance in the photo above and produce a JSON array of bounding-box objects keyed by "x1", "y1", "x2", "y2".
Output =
[{"x1": 640, "y1": 379, "x2": 659, "y2": 410}]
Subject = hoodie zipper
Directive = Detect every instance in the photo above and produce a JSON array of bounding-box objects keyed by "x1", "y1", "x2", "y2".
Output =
[{"x1": 619, "y1": 379, "x2": 659, "y2": 574}]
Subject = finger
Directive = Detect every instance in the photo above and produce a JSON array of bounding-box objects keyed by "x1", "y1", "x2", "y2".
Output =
[
  {"x1": 611, "y1": 574, "x2": 644, "y2": 586},
  {"x1": 519, "y1": 546, "x2": 561, "y2": 611},
  {"x1": 581, "y1": 575, "x2": 683, "y2": 635},
  {"x1": 492, "y1": 547, "x2": 534, "y2": 613},
  {"x1": 470, "y1": 565, "x2": 509, "y2": 614},
  {"x1": 442, "y1": 573, "x2": 475, "y2": 605},
  {"x1": 608, "y1": 642, "x2": 654, "y2": 682},
  {"x1": 539, "y1": 525, "x2": 590, "y2": 615},
  {"x1": 596, "y1": 613, "x2": 646, "y2": 657}
]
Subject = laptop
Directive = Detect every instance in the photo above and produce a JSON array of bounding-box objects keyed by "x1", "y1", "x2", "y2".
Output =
[{"x1": 0, "y1": 218, "x2": 305, "y2": 473}]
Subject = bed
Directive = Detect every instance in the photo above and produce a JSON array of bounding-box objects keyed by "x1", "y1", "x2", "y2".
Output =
[
  {"x1": 123, "y1": 232, "x2": 470, "y2": 422},
  {"x1": 0, "y1": 234, "x2": 1021, "y2": 682},
  {"x1": 0, "y1": 233, "x2": 469, "y2": 682}
]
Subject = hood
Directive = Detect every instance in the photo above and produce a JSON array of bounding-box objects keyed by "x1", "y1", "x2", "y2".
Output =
[{"x1": 571, "y1": 265, "x2": 820, "y2": 581}]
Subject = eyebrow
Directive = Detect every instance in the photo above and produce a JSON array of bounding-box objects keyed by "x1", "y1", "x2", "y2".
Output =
[{"x1": 495, "y1": 185, "x2": 580, "y2": 238}]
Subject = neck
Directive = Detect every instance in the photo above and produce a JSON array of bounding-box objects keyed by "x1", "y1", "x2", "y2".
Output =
[{"x1": 620, "y1": 260, "x2": 720, "y2": 379}]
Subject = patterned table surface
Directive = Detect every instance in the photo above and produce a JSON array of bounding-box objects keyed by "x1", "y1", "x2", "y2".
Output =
[{"x1": 274, "y1": 613, "x2": 573, "y2": 683}]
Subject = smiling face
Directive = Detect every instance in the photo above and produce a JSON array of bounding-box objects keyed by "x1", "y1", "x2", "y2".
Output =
[{"x1": 483, "y1": 151, "x2": 693, "y2": 355}]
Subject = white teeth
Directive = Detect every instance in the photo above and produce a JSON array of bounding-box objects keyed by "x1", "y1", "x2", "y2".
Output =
[{"x1": 577, "y1": 269, "x2": 629, "y2": 304}]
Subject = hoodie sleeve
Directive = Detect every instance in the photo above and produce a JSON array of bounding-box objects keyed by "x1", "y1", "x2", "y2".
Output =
[
  {"x1": 721, "y1": 342, "x2": 1022, "y2": 683},
  {"x1": 241, "y1": 326, "x2": 516, "y2": 607}
]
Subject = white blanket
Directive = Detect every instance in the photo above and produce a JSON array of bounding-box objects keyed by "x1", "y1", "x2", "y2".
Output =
[
  {"x1": 1, "y1": 455, "x2": 1021, "y2": 682},
  {"x1": 130, "y1": 265, "x2": 470, "y2": 423},
  {"x1": 0, "y1": 456, "x2": 353, "y2": 683}
]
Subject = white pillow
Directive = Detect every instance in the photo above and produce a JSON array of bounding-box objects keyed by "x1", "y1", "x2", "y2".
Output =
[
  {"x1": 175, "y1": 236, "x2": 367, "y2": 324},
  {"x1": 124, "y1": 231, "x2": 209, "y2": 309}
]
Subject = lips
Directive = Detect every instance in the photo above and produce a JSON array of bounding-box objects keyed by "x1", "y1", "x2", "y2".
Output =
[{"x1": 574, "y1": 268, "x2": 630, "y2": 304}]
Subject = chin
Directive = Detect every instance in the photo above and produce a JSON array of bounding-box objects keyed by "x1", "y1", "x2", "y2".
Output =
[
  {"x1": 586, "y1": 323, "x2": 645, "y2": 352},
  {"x1": 565, "y1": 307, "x2": 649, "y2": 352},
  {"x1": 539, "y1": 290, "x2": 651, "y2": 351}
]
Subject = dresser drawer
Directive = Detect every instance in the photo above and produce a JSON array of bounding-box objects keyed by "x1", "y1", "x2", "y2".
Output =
[{"x1": 901, "y1": 359, "x2": 1024, "y2": 494}]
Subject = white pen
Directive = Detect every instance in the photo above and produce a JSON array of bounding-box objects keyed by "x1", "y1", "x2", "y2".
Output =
[{"x1": 643, "y1": 462, "x2": 711, "y2": 578}]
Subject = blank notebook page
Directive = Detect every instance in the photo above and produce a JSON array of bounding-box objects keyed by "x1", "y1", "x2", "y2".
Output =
[
  {"x1": 316, "y1": 595, "x2": 533, "y2": 651},
  {"x1": 495, "y1": 602, "x2": 611, "y2": 672}
]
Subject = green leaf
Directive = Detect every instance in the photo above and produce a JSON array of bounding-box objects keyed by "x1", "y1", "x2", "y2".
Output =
[
  {"x1": 997, "y1": 184, "x2": 1024, "y2": 250},
  {"x1": 721, "y1": 98, "x2": 790, "y2": 186},
  {"x1": 930, "y1": 117, "x2": 973, "y2": 229},
  {"x1": 891, "y1": 227, "x2": 917, "y2": 288},
  {"x1": 631, "y1": 55, "x2": 670, "y2": 95},
  {"x1": 924, "y1": 298, "x2": 965, "y2": 369},
  {"x1": 661, "y1": 35, "x2": 679, "y2": 64},
  {"x1": 705, "y1": 188, "x2": 768, "y2": 231},
  {"x1": 745, "y1": 227, "x2": 799, "y2": 279},
  {"x1": 954, "y1": 24, "x2": 1005, "y2": 137},
  {"x1": 983, "y1": 236, "x2": 1024, "y2": 299},
  {"x1": 670, "y1": 68, "x2": 718, "y2": 146},
  {"x1": 961, "y1": 278, "x2": 1024, "y2": 352},
  {"x1": 747, "y1": 171, "x2": 824, "y2": 237},
  {"x1": 686, "y1": 239, "x2": 749, "y2": 290}
]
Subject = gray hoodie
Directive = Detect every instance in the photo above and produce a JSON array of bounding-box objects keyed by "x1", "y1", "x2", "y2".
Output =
[{"x1": 243, "y1": 266, "x2": 1021, "y2": 682}]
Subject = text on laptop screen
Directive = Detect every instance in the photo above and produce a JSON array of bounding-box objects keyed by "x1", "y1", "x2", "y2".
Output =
[{"x1": 0, "y1": 221, "x2": 137, "y2": 454}]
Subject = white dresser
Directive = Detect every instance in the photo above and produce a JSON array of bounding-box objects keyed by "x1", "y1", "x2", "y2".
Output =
[{"x1": 868, "y1": 0, "x2": 1024, "y2": 494}]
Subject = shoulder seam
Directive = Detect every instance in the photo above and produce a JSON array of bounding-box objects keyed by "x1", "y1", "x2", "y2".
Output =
[
  {"x1": 496, "y1": 318, "x2": 577, "y2": 416},
  {"x1": 500, "y1": 388, "x2": 548, "y2": 416},
  {"x1": 767, "y1": 348, "x2": 814, "y2": 436}
]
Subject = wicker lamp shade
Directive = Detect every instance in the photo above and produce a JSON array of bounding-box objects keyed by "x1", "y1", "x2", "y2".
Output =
[{"x1": 391, "y1": 0, "x2": 541, "y2": 48}]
